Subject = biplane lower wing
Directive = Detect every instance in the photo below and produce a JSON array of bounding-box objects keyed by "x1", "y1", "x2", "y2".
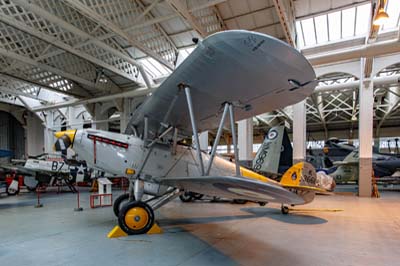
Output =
[{"x1": 160, "y1": 175, "x2": 305, "y2": 205}]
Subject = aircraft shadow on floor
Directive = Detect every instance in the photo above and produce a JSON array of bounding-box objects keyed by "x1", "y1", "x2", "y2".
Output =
[
  {"x1": 241, "y1": 207, "x2": 327, "y2": 225},
  {"x1": 157, "y1": 207, "x2": 327, "y2": 227}
]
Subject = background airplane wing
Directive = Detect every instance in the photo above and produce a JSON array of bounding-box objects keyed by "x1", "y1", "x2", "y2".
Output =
[
  {"x1": 0, "y1": 164, "x2": 35, "y2": 176},
  {"x1": 333, "y1": 161, "x2": 359, "y2": 166},
  {"x1": 160, "y1": 175, "x2": 305, "y2": 205},
  {"x1": 126, "y1": 30, "x2": 316, "y2": 138}
]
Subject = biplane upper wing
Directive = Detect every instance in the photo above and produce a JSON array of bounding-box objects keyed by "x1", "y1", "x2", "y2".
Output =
[
  {"x1": 160, "y1": 175, "x2": 305, "y2": 205},
  {"x1": 126, "y1": 30, "x2": 316, "y2": 137}
]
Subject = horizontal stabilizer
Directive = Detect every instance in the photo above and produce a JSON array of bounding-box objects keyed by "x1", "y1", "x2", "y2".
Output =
[{"x1": 280, "y1": 162, "x2": 331, "y2": 194}]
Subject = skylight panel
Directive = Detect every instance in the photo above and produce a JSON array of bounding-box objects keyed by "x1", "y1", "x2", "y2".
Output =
[
  {"x1": 301, "y1": 18, "x2": 316, "y2": 46},
  {"x1": 381, "y1": 0, "x2": 400, "y2": 31},
  {"x1": 314, "y1": 15, "x2": 328, "y2": 43},
  {"x1": 295, "y1": 21, "x2": 305, "y2": 47},
  {"x1": 138, "y1": 57, "x2": 172, "y2": 79},
  {"x1": 295, "y1": 3, "x2": 372, "y2": 49},
  {"x1": 342, "y1": 8, "x2": 356, "y2": 38},
  {"x1": 328, "y1": 11, "x2": 341, "y2": 41},
  {"x1": 355, "y1": 3, "x2": 371, "y2": 35}
]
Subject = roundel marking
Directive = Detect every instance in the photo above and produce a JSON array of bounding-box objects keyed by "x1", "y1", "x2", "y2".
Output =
[
  {"x1": 267, "y1": 129, "x2": 278, "y2": 140},
  {"x1": 291, "y1": 172, "x2": 297, "y2": 181}
]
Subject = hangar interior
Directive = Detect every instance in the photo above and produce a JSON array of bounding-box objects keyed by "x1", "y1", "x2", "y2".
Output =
[{"x1": 0, "y1": 1, "x2": 400, "y2": 266}]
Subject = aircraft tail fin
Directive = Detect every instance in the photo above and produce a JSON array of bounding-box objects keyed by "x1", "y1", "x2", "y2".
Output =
[
  {"x1": 253, "y1": 126, "x2": 292, "y2": 175},
  {"x1": 280, "y1": 162, "x2": 330, "y2": 204}
]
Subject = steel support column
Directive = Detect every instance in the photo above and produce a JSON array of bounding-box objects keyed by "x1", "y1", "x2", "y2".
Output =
[
  {"x1": 292, "y1": 100, "x2": 306, "y2": 163},
  {"x1": 358, "y1": 59, "x2": 374, "y2": 197}
]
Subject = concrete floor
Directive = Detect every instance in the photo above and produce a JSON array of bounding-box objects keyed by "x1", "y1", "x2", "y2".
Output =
[{"x1": 1, "y1": 190, "x2": 400, "y2": 266}]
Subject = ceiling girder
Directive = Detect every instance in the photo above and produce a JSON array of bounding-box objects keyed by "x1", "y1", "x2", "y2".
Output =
[
  {"x1": 166, "y1": 0, "x2": 208, "y2": 38},
  {"x1": 7, "y1": 0, "x2": 142, "y2": 85},
  {"x1": 0, "y1": 47, "x2": 93, "y2": 97},
  {"x1": 63, "y1": 0, "x2": 174, "y2": 70}
]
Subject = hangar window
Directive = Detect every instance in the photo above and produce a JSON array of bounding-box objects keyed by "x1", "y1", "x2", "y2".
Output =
[
  {"x1": 380, "y1": 0, "x2": 400, "y2": 32},
  {"x1": 138, "y1": 57, "x2": 172, "y2": 80},
  {"x1": 295, "y1": 2, "x2": 400, "y2": 48}
]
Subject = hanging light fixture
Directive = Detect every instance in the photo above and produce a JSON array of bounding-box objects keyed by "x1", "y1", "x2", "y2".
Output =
[{"x1": 373, "y1": 7, "x2": 389, "y2": 26}]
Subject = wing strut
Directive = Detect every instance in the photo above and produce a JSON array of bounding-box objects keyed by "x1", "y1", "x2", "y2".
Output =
[
  {"x1": 184, "y1": 85, "x2": 205, "y2": 176},
  {"x1": 229, "y1": 104, "x2": 241, "y2": 176},
  {"x1": 206, "y1": 103, "x2": 229, "y2": 175},
  {"x1": 182, "y1": 82, "x2": 242, "y2": 177}
]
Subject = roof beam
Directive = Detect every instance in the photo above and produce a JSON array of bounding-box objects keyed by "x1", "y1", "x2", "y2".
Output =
[
  {"x1": 63, "y1": 0, "x2": 174, "y2": 70},
  {"x1": 307, "y1": 39, "x2": 400, "y2": 66},
  {"x1": 32, "y1": 86, "x2": 158, "y2": 112},
  {"x1": 0, "y1": 72, "x2": 79, "y2": 98},
  {"x1": 0, "y1": 47, "x2": 94, "y2": 96},
  {"x1": 376, "y1": 87, "x2": 400, "y2": 136},
  {"x1": 272, "y1": 0, "x2": 296, "y2": 46},
  {"x1": 311, "y1": 95, "x2": 328, "y2": 139},
  {"x1": 0, "y1": 86, "x2": 46, "y2": 102},
  {"x1": 5, "y1": 0, "x2": 142, "y2": 85},
  {"x1": 134, "y1": 0, "x2": 162, "y2": 24},
  {"x1": 103, "y1": 0, "x2": 227, "y2": 35},
  {"x1": 166, "y1": 0, "x2": 208, "y2": 38},
  {"x1": 0, "y1": 97, "x2": 23, "y2": 107},
  {"x1": 136, "y1": 0, "x2": 179, "y2": 53},
  {"x1": 315, "y1": 73, "x2": 400, "y2": 93}
]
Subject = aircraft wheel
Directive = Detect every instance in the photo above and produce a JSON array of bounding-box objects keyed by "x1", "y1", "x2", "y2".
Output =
[
  {"x1": 26, "y1": 186, "x2": 37, "y2": 192},
  {"x1": 118, "y1": 201, "x2": 154, "y2": 235},
  {"x1": 232, "y1": 199, "x2": 247, "y2": 204},
  {"x1": 113, "y1": 193, "x2": 133, "y2": 217},
  {"x1": 192, "y1": 193, "x2": 203, "y2": 200},
  {"x1": 179, "y1": 192, "x2": 193, "y2": 202},
  {"x1": 281, "y1": 205, "x2": 289, "y2": 215},
  {"x1": 7, "y1": 187, "x2": 19, "y2": 196}
]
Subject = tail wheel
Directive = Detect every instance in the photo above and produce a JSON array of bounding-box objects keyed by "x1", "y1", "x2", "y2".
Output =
[
  {"x1": 232, "y1": 199, "x2": 247, "y2": 204},
  {"x1": 118, "y1": 201, "x2": 154, "y2": 235},
  {"x1": 179, "y1": 192, "x2": 193, "y2": 202},
  {"x1": 281, "y1": 205, "x2": 289, "y2": 215},
  {"x1": 192, "y1": 193, "x2": 203, "y2": 200},
  {"x1": 113, "y1": 193, "x2": 133, "y2": 217}
]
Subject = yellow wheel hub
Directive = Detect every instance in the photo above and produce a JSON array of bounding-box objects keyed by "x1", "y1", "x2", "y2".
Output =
[{"x1": 124, "y1": 207, "x2": 149, "y2": 230}]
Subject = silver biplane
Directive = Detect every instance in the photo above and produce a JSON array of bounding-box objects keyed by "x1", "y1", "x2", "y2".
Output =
[{"x1": 54, "y1": 30, "x2": 325, "y2": 235}]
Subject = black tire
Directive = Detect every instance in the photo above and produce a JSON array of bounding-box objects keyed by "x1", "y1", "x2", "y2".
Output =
[
  {"x1": 118, "y1": 201, "x2": 155, "y2": 235},
  {"x1": 232, "y1": 199, "x2": 247, "y2": 204},
  {"x1": 192, "y1": 193, "x2": 204, "y2": 200},
  {"x1": 113, "y1": 193, "x2": 132, "y2": 217},
  {"x1": 7, "y1": 187, "x2": 19, "y2": 196},
  {"x1": 179, "y1": 192, "x2": 193, "y2": 202},
  {"x1": 281, "y1": 205, "x2": 289, "y2": 215},
  {"x1": 26, "y1": 185, "x2": 38, "y2": 192}
]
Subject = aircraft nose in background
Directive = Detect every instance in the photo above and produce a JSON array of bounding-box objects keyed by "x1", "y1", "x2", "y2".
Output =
[{"x1": 54, "y1": 129, "x2": 77, "y2": 151}]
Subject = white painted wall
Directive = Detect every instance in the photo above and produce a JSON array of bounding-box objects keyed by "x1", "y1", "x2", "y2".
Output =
[{"x1": 25, "y1": 112, "x2": 44, "y2": 156}]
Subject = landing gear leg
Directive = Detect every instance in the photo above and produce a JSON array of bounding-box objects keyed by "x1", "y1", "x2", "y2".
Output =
[
  {"x1": 113, "y1": 178, "x2": 140, "y2": 217},
  {"x1": 113, "y1": 193, "x2": 133, "y2": 217},
  {"x1": 281, "y1": 205, "x2": 289, "y2": 215}
]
